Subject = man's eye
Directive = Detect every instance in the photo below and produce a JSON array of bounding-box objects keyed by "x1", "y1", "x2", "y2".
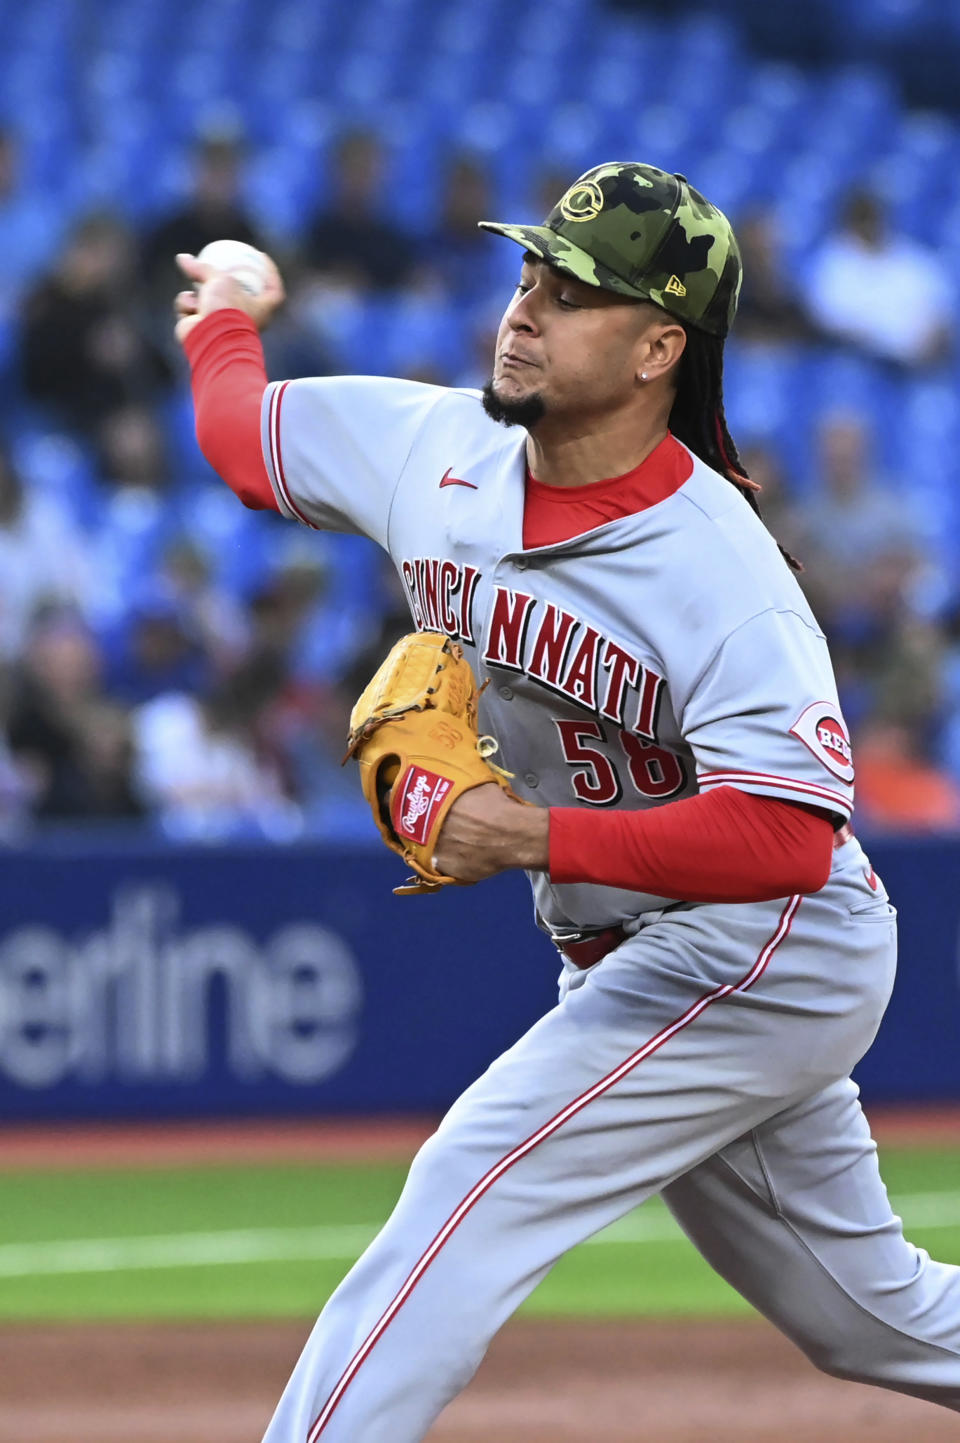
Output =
[
  {"x1": 516, "y1": 281, "x2": 531, "y2": 296},
  {"x1": 557, "y1": 296, "x2": 582, "y2": 310}
]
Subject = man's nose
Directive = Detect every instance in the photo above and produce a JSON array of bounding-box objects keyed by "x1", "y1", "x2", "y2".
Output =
[{"x1": 508, "y1": 291, "x2": 539, "y2": 335}]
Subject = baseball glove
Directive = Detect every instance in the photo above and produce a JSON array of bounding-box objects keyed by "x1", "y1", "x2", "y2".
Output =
[{"x1": 344, "y1": 631, "x2": 521, "y2": 895}]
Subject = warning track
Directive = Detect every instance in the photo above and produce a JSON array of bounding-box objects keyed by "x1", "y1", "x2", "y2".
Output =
[
  {"x1": 0, "y1": 1117, "x2": 438, "y2": 1171},
  {"x1": 0, "y1": 1104, "x2": 955, "y2": 1173}
]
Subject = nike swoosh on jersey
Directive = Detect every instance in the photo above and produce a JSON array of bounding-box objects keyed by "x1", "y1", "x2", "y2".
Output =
[{"x1": 439, "y1": 468, "x2": 478, "y2": 490}]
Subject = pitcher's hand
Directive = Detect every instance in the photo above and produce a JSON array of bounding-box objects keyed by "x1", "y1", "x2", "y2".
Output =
[
  {"x1": 433, "y1": 783, "x2": 549, "y2": 883},
  {"x1": 173, "y1": 250, "x2": 285, "y2": 345}
]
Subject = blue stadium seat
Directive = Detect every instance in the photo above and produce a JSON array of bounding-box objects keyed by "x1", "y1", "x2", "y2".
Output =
[
  {"x1": 3, "y1": 0, "x2": 960, "y2": 838},
  {"x1": 376, "y1": 295, "x2": 468, "y2": 378},
  {"x1": 245, "y1": 146, "x2": 321, "y2": 241},
  {"x1": 317, "y1": 295, "x2": 399, "y2": 377},
  {"x1": 172, "y1": 482, "x2": 272, "y2": 596},
  {"x1": 11, "y1": 429, "x2": 100, "y2": 529}
]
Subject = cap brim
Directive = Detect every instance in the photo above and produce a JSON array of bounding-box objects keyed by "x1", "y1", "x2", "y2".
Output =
[
  {"x1": 478, "y1": 221, "x2": 607, "y2": 290},
  {"x1": 479, "y1": 220, "x2": 651, "y2": 303}
]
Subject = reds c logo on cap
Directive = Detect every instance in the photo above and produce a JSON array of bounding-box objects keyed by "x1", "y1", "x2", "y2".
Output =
[
  {"x1": 392, "y1": 765, "x2": 454, "y2": 845},
  {"x1": 789, "y1": 702, "x2": 855, "y2": 783},
  {"x1": 559, "y1": 180, "x2": 604, "y2": 221}
]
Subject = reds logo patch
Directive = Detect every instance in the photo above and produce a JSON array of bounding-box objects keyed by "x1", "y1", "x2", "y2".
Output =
[
  {"x1": 789, "y1": 702, "x2": 855, "y2": 783},
  {"x1": 392, "y1": 766, "x2": 453, "y2": 845}
]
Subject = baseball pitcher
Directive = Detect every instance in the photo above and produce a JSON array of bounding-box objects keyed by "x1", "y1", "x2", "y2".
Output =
[{"x1": 175, "y1": 162, "x2": 960, "y2": 1442}]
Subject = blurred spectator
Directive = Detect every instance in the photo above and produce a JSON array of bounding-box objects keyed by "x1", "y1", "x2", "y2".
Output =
[
  {"x1": 104, "y1": 586, "x2": 211, "y2": 706},
  {"x1": 933, "y1": 605, "x2": 960, "y2": 788},
  {"x1": 235, "y1": 584, "x2": 331, "y2": 788},
  {"x1": 255, "y1": 540, "x2": 379, "y2": 686},
  {"x1": 870, "y1": 614, "x2": 945, "y2": 736},
  {"x1": 162, "y1": 538, "x2": 250, "y2": 671},
  {"x1": 223, "y1": 551, "x2": 388, "y2": 823},
  {"x1": 0, "y1": 126, "x2": 63, "y2": 331},
  {"x1": 132, "y1": 665, "x2": 300, "y2": 840},
  {"x1": 4, "y1": 609, "x2": 139, "y2": 819},
  {"x1": 260, "y1": 278, "x2": 338, "y2": 381},
  {"x1": 303, "y1": 129, "x2": 416, "y2": 292},
  {"x1": 531, "y1": 163, "x2": 576, "y2": 221},
  {"x1": 807, "y1": 187, "x2": 953, "y2": 367},
  {"x1": 97, "y1": 404, "x2": 170, "y2": 491},
  {"x1": 0, "y1": 657, "x2": 36, "y2": 832},
  {"x1": 20, "y1": 212, "x2": 173, "y2": 435},
  {"x1": 344, "y1": 551, "x2": 419, "y2": 687},
  {"x1": 87, "y1": 408, "x2": 176, "y2": 629},
  {"x1": 422, "y1": 153, "x2": 502, "y2": 304},
  {"x1": 455, "y1": 295, "x2": 504, "y2": 389},
  {"x1": 141, "y1": 130, "x2": 268, "y2": 306},
  {"x1": 278, "y1": 549, "x2": 428, "y2": 821},
  {"x1": 806, "y1": 411, "x2": 907, "y2": 559},
  {"x1": 854, "y1": 720, "x2": 960, "y2": 832},
  {"x1": 795, "y1": 411, "x2": 921, "y2": 628},
  {"x1": 734, "y1": 209, "x2": 822, "y2": 345},
  {"x1": 738, "y1": 441, "x2": 807, "y2": 566},
  {"x1": 784, "y1": 412, "x2": 933, "y2": 733},
  {"x1": 70, "y1": 701, "x2": 145, "y2": 819},
  {"x1": 0, "y1": 439, "x2": 90, "y2": 657}
]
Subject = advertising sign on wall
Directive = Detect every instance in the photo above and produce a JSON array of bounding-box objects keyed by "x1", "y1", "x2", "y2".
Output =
[{"x1": 0, "y1": 835, "x2": 955, "y2": 1120}]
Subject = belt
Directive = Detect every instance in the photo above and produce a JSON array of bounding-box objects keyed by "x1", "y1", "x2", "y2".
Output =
[
  {"x1": 555, "y1": 924, "x2": 630, "y2": 972},
  {"x1": 557, "y1": 820, "x2": 855, "y2": 971}
]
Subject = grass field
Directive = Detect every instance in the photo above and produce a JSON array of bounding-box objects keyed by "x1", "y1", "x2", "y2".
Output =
[{"x1": 1, "y1": 1145, "x2": 959, "y2": 1324}]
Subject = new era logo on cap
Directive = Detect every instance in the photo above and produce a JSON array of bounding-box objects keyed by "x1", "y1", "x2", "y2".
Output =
[{"x1": 392, "y1": 765, "x2": 454, "y2": 846}]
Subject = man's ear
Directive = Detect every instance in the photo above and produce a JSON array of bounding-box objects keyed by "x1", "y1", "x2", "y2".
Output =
[{"x1": 636, "y1": 321, "x2": 687, "y2": 385}]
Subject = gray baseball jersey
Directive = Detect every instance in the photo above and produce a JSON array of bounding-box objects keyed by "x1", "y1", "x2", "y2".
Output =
[
  {"x1": 261, "y1": 374, "x2": 853, "y2": 930},
  {"x1": 257, "y1": 375, "x2": 960, "y2": 1443}
]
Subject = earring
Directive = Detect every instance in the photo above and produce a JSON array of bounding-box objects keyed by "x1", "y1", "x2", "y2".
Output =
[{"x1": 641, "y1": 372, "x2": 649, "y2": 381}]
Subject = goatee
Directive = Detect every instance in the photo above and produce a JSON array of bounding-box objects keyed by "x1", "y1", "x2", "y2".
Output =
[{"x1": 481, "y1": 380, "x2": 546, "y2": 431}]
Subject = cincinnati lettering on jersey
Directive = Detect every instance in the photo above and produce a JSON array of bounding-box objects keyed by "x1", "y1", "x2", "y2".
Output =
[
  {"x1": 399, "y1": 566, "x2": 666, "y2": 738},
  {"x1": 400, "y1": 557, "x2": 480, "y2": 644},
  {"x1": 482, "y1": 585, "x2": 664, "y2": 734}
]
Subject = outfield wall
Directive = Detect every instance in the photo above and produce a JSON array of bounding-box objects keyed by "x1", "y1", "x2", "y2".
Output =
[{"x1": 0, "y1": 835, "x2": 956, "y2": 1120}]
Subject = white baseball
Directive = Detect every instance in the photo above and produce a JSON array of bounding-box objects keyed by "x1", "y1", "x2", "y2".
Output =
[{"x1": 196, "y1": 239, "x2": 269, "y2": 296}]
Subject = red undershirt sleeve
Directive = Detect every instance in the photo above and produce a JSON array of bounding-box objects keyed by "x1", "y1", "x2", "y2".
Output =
[
  {"x1": 183, "y1": 308, "x2": 278, "y2": 512},
  {"x1": 548, "y1": 786, "x2": 834, "y2": 903}
]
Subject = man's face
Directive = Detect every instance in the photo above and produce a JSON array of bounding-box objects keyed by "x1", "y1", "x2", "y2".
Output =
[{"x1": 485, "y1": 254, "x2": 654, "y2": 428}]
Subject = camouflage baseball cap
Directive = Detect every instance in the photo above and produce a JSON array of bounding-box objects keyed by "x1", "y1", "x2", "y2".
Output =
[{"x1": 479, "y1": 161, "x2": 741, "y2": 337}]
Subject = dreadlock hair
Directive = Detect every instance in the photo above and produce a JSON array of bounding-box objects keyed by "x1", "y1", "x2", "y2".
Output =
[{"x1": 668, "y1": 325, "x2": 802, "y2": 573}]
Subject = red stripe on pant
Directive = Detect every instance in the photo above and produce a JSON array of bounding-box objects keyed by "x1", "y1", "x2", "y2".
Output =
[{"x1": 307, "y1": 894, "x2": 802, "y2": 1440}]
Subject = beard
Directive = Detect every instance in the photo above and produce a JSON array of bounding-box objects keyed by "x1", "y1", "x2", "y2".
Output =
[{"x1": 481, "y1": 379, "x2": 547, "y2": 430}]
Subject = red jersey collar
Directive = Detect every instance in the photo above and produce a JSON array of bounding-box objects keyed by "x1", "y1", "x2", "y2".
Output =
[{"x1": 525, "y1": 432, "x2": 693, "y2": 511}]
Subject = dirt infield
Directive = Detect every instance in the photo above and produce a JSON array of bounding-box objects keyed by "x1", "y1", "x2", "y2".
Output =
[
  {"x1": 2, "y1": 1112, "x2": 956, "y2": 1439},
  {"x1": 0, "y1": 1102, "x2": 956, "y2": 1172},
  {"x1": 1, "y1": 1316, "x2": 956, "y2": 1442}
]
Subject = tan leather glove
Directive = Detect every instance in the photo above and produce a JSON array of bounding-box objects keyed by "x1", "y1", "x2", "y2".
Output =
[{"x1": 344, "y1": 632, "x2": 522, "y2": 895}]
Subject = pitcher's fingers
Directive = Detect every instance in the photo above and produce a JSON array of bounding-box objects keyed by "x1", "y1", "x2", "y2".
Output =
[
  {"x1": 174, "y1": 315, "x2": 201, "y2": 344},
  {"x1": 255, "y1": 252, "x2": 286, "y2": 302},
  {"x1": 173, "y1": 289, "x2": 200, "y2": 316},
  {"x1": 175, "y1": 252, "x2": 210, "y2": 282}
]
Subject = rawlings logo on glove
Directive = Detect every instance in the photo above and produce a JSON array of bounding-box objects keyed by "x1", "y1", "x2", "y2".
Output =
[
  {"x1": 393, "y1": 767, "x2": 452, "y2": 844},
  {"x1": 344, "y1": 632, "x2": 522, "y2": 895}
]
